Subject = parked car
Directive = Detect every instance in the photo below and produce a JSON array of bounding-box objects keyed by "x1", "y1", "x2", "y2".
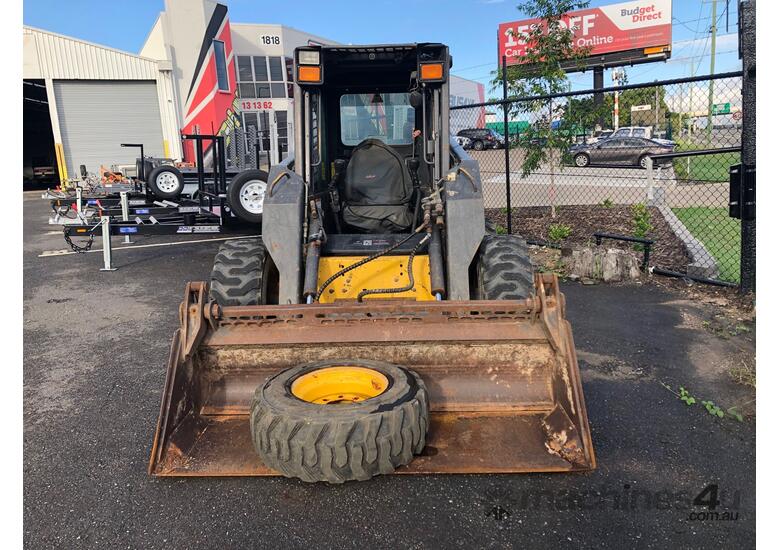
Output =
[
  {"x1": 568, "y1": 137, "x2": 674, "y2": 168},
  {"x1": 456, "y1": 128, "x2": 504, "y2": 150},
  {"x1": 454, "y1": 135, "x2": 473, "y2": 149},
  {"x1": 613, "y1": 126, "x2": 676, "y2": 148},
  {"x1": 585, "y1": 129, "x2": 614, "y2": 144}
]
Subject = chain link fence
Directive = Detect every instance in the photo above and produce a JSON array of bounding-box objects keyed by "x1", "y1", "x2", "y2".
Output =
[{"x1": 451, "y1": 72, "x2": 744, "y2": 284}]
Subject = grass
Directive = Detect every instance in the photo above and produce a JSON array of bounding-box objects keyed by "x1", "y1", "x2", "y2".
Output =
[
  {"x1": 671, "y1": 207, "x2": 741, "y2": 282},
  {"x1": 671, "y1": 140, "x2": 740, "y2": 183},
  {"x1": 728, "y1": 359, "x2": 756, "y2": 388}
]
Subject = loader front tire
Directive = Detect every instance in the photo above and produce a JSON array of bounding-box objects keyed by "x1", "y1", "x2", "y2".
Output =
[
  {"x1": 209, "y1": 237, "x2": 275, "y2": 306},
  {"x1": 475, "y1": 234, "x2": 535, "y2": 300},
  {"x1": 250, "y1": 360, "x2": 429, "y2": 483}
]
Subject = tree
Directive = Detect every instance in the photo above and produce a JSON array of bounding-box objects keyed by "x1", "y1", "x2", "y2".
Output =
[{"x1": 494, "y1": 0, "x2": 591, "y2": 217}]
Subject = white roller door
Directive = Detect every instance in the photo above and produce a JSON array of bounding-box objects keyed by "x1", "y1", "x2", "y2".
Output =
[{"x1": 54, "y1": 80, "x2": 165, "y2": 177}]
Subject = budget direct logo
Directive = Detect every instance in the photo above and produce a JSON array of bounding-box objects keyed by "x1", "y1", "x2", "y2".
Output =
[{"x1": 620, "y1": 4, "x2": 664, "y2": 23}]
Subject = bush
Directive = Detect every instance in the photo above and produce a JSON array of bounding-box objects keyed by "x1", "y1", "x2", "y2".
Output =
[
  {"x1": 631, "y1": 203, "x2": 653, "y2": 239},
  {"x1": 631, "y1": 203, "x2": 653, "y2": 251},
  {"x1": 548, "y1": 223, "x2": 572, "y2": 243},
  {"x1": 601, "y1": 198, "x2": 614, "y2": 208}
]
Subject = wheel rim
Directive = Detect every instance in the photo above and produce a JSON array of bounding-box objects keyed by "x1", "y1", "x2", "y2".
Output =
[
  {"x1": 155, "y1": 172, "x2": 180, "y2": 193},
  {"x1": 641, "y1": 156, "x2": 650, "y2": 168},
  {"x1": 475, "y1": 141, "x2": 484, "y2": 150},
  {"x1": 291, "y1": 366, "x2": 389, "y2": 404},
  {"x1": 239, "y1": 179, "x2": 267, "y2": 214},
  {"x1": 575, "y1": 155, "x2": 587, "y2": 166}
]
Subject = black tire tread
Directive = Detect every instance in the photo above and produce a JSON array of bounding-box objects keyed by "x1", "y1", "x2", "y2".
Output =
[
  {"x1": 250, "y1": 367, "x2": 428, "y2": 484},
  {"x1": 477, "y1": 234, "x2": 535, "y2": 300},
  {"x1": 208, "y1": 238, "x2": 267, "y2": 306}
]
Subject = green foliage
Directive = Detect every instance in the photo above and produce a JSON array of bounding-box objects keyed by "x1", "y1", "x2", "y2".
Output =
[
  {"x1": 496, "y1": 224, "x2": 508, "y2": 235},
  {"x1": 605, "y1": 86, "x2": 667, "y2": 128},
  {"x1": 600, "y1": 198, "x2": 614, "y2": 208},
  {"x1": 663, "y1": 383, "x2": 745, "y2": 423},
  {"x1": 678, "y1": 386, "x2": 696, "y2": 406},
  {"x1": 630, "y1": 203, "x2": 653, "y2": 251},
  {"x1": 547, "y1": 223, "x2": 572, "y2": 243},
  {"x1": 495, "y1": 0, "x2": 592, "y2": 177},
  {"x1": 701, "y1": 400, "x2": 725, "y2": 418}
]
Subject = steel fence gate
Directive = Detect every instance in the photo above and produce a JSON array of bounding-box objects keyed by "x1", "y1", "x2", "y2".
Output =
[{"x1": 451, "y1": 71, "x2": 748, "y2": 286}]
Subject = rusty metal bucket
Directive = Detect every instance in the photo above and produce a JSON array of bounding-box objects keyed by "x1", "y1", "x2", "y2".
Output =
[{"x1": 149, "y1": 273, "x2": 595, "y2": 476}]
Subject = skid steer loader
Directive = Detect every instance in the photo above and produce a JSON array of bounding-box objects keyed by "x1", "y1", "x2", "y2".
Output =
[{"x1": 149, "y1": 43, "x2": 595, "y2": 482}]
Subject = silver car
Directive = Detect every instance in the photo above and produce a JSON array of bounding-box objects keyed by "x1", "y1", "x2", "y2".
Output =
[{"x1": 568, "y1": 137, "x2": 673, "y2": 168}]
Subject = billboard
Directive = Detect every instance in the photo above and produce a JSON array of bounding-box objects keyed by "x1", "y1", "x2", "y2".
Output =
[{"x1": 498, "y1": 0, "x2": 672, "y2": 69}]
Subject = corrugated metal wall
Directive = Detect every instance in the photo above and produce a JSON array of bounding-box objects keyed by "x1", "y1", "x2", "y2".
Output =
[
  {"x1": 24, "y1": 27, "x2": 159, "y2": 80},
  {"x1": 54, "y1": 81, "x2": 165, "y2": 176},
  {"x1": 23, "y1": 27, "x2": 183, "y2": 171}
]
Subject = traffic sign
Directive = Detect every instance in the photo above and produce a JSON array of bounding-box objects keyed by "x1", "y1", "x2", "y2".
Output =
[{"x1": 712, "y1": 102, "x2": 731, "y2": 115}]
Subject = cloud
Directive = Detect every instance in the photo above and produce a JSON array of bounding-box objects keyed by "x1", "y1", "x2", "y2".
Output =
[
  {"x1": 664, "y1": 78, "x2": 743, "y2": 115},
  {"x1": 670, "y1": 32, "x2": 739, "y2": 63}
]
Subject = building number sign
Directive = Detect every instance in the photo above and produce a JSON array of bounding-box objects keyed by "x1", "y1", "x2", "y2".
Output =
[{"x1": 261, "y1": 35, "x2": 280, "y2": 45}]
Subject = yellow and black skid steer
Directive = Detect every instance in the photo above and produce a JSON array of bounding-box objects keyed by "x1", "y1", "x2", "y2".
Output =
[{"x1": 149, "y1": 43, "x2": 595, "y2": 482}]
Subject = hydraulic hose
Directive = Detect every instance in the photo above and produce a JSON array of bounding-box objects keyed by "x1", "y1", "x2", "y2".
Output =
[{"x1": 314, "y1": 222, "x2": 428, "y2": 302}]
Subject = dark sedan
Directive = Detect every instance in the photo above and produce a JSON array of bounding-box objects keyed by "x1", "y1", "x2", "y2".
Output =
[{"x1": 568, "y1": 137, "x2": 673, "y2": 168}]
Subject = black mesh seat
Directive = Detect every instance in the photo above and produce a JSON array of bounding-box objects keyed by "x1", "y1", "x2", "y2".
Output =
[{"x1": 341, "y1": 139, "x2": 414, "y2": 233}]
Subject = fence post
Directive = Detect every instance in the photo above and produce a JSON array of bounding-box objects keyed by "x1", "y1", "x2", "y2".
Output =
[
  {"x1": 645, "y1": 156, "x2": 654, "y2": 203},
  {"x1": 502, "y1": 55, "x2": 512, "y2": 233},
  {"x1": 740, "y1": 0, "x2": 756, "y2": 293}
]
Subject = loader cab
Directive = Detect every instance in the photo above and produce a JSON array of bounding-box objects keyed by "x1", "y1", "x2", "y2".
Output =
[
  {"x1": 262, "y1": 43, "x2": 486, "y2": 304},
  {"x1": 292, "y1": 44, "x2": 451, "y2": 236}
]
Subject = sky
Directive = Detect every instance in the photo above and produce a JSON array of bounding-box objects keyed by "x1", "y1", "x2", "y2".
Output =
[{"x1": 23, "y1": 0, "x2": 742, "y2": 97}]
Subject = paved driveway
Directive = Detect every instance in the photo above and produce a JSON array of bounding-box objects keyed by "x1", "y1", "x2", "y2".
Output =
[{"x1": 23, "y1": 192, "x2": 754, "y2": 548}]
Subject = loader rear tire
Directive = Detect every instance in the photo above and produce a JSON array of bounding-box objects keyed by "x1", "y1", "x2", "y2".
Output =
[
  {"x1": 209, "y1": 237, "x2": 274, "y2": 306},
  {"x1": 475, "y1": 234, "x2": 535, "y2": 300},
  {"x1": 250, "y1": 360, "x2": 429, "y2": 483}
]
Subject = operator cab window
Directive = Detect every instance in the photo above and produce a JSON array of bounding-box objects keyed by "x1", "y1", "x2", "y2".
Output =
[{"x1": 339, "y1": 93, "x2": 414, "y2": 146}]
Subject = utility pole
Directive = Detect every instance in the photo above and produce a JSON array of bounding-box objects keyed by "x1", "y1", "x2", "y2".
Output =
[
  {"x1": 706, "y1": 0, "x2": 718, "y2": 144},
  {"x1": 654, "y1": 82, "x2": 660, "y2": 128},
  {"x1": 611, "y1": 68, "x2": 624, "y2": 130}
]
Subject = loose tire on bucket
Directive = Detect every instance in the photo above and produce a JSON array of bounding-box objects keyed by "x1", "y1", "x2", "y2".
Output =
[{"x1": 250, "y1": 360, "x2": 429, "y2": 483}]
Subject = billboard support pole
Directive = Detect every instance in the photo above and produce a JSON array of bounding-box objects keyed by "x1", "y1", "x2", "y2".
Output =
[{"x1": 502, "y1": 55, "x2": 512, "y2": 234}]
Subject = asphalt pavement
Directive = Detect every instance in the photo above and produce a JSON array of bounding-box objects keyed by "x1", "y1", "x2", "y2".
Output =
[{"x1": 23, "y1": 191, "x2": 755, "y2": 549}]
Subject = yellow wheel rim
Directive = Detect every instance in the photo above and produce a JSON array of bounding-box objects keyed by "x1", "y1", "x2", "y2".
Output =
[{"x1": 291, "y1": 366, "x2": 389, "y2": 404}]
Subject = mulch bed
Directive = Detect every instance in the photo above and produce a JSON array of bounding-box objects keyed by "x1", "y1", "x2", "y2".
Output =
[{"x1": 486, "y1": 205, "x2": 691, "y2": 273}]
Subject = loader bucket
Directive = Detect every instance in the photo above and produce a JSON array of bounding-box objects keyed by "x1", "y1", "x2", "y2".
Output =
[{"x1": 149, "y1": 273, "x2": 595, "y2": 476}]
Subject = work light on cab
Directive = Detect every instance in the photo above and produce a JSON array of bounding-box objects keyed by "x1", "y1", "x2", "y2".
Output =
[{"x1": 296, "y1": 48, "x2": 322, "y2": 84}]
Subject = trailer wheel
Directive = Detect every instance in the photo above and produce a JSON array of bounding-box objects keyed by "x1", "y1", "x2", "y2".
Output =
[
  {"x1": 227, "y1": 169, "x2": 269, "y2": 225},
  {"x1": 475, "y1": 234, "x2": 535, "y2": 300},
  {"x1": 209, "y1": 237, "x2": 277, "y2": 306},
  {"x1": 147, "y1": 165, "x2": 184, "y2": 199},
  {"x1": 250, "y1": 359, "x2": 429, "y2": 483}
]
